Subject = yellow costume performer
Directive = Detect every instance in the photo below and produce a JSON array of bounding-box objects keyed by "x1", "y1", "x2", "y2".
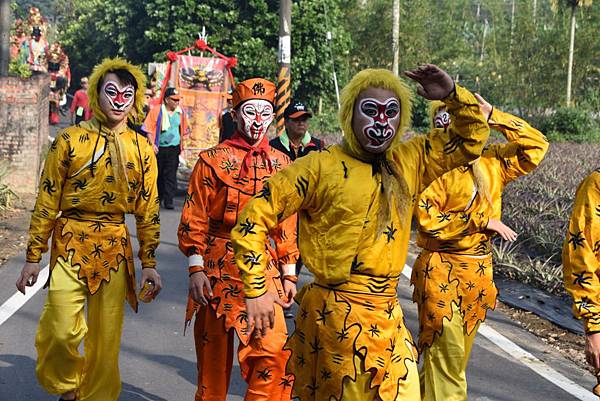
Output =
[
  {"x1": 563, "y1": 170, "x2": 600, "y2": 334},
  {"x1": 232, "y1": 67, "x2": 490, "y2": 401},
  {"x1": 23, "y1": 59, "x2": 159, "y2": 401},
  {"x1": 412, "y1": 101, "x2": 548, "y2": 401}
]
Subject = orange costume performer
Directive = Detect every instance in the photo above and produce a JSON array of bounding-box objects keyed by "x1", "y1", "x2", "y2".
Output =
[
  {"x1": 178, "y1": 78, "x2": 299, "y2": 401},
  {"x1": 412, "y1": 100, "x2": 548, "y2": 400},
  {"x1": 18, "y1": 58, "x2": 160, "y2": 401}
]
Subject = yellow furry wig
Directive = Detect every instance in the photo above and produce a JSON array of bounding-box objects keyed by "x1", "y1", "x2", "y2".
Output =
[
  {"x1": 338, "y1": 69, "x2": 413, "y2": 235},
  {"x1": 88, "y1": 58, "x2": 146, "y2": 126},
  {"x1": 339, "y1": 69, "x2": 412, "y2": 160}
]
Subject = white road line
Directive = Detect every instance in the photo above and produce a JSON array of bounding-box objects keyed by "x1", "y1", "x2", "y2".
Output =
[
  {"x1": 402, "y1": 263, "x2": 597, "y2": 401},
  {"x1": 0, "y1": 265, "x2": 49, "y2": 326}
]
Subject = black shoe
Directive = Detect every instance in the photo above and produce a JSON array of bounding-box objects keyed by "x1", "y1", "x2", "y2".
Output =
[{"x1": 164, "y1": 203, "x2": 174, "y2": 210}]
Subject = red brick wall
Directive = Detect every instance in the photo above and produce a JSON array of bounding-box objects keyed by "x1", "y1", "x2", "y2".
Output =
[{"x1": 0, "y1": 74, "x2": 49, "y2": 194}]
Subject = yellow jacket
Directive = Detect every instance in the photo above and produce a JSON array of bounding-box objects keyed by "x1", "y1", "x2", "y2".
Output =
[
  {"x1": 26, "y1": 118, "x2": 159, "y2": 308},
  {"x1": 563, "y1": 170, "x2": 600, "y2": 333},
  {"x1": 415, "y1": 108, "x2": 549, "y2": 254},
  {"x1": 233, "y1": 85, "x2": 490, "y2": 298}
]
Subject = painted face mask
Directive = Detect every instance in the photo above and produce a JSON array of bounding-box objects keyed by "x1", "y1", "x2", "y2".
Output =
[
  {"x1": 239, "y1": 99, "x2": 274, "y2": 142},
  {"x1": 434, "y1": 109, "x2": 451, "y2": 129},
  {"x1": 102, "y1": 80, "x2": 135, "y2": 112},
  {"x1": 353, "y1": 95, "x2": 401, "y2": 153}
]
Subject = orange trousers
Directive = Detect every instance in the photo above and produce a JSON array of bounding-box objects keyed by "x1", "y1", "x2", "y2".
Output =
[{"x1": 193, "y1": 304, "x2": 293, "y2": 401}]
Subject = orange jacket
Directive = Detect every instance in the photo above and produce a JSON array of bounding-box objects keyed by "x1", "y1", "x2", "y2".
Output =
[{"x1": 144, "y1": 104, "x2": 187, "y2": 152}]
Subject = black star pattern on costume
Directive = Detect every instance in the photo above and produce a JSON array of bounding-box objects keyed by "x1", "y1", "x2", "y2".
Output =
[
  {"x1": 437, "y1": 212, "x2": 451, "y2": 222},
  {"x1": 100, "y1": 192, "x2": 117, "y2": 205},
  {"x1": 439, "y1": 283, "x2": 449, "y2": 293},
  {"x1": 309, "y1": 337, "x2": 324, "y2": 355},
  {"x1": 476, "y1": 262, "x2": 487, "y2": 276},
  {"x1": 236, "y1": 311, "x2": 248, "y2": 324},
  {"x1": 336, "y1": 328, "x2": 349, "y2": 342},
  {"x1": 279, "y1": 377, "x2": 293, "y2": 389},
  {"x1": 256, "y1": 183, "x2": 271, "y2": 201},
  {"x1": 383, "y1": 222, "x2": 397, "y2": 243},
  {"x1": 179, "y1": 220, "x2": 191, "y2": 239},
  {"x1": 257, "y1": 368, "x2": 272, "y2": 382},
  {"x1": 242, "y1": 251, "x2": 261, "y2": 269},
  {"x1": 423, "y1": 264, "x2": 434, "y2": 279},
  {"x1": 239, "y1": 218, "x2": 257, "y2": 236},
  {"x1": 78, "y1": 231, "x2": 89, "y2": 243},
  {"x1": 315, "y1": 302, "x2": 333, "y2": 324},
  {"x1": 300, "y1": 308, "x2": 308, "y2": 320},
  {"x1": 223, "y1": 283, "x2": 242, "y2": 298},
  {"x1": 90, "y1": 221, "x2": 106, "y2": 232},
  {"x1": 420, "y1": 198, "x2": 433, "y2": 213},
  {"x1": 476, "y1": 289, "x2": 487, "y2": 302},
  {"x1": 297, "y1": 354, "x2": 306, "y2": 367},
  {"x1": 466, "y1": 281, "x2": 476, "y2": 291},
  {"x1": 220, "y1": 159, "x2": 238, "y2": 174},
  {"x1": 42, "y1": 178, "x2": 57, "y2": 195},
  {"x1": 569, "y1": 231, "x2": 586, "y2": 250},
  {"x1": 385, "y1": 339, "x2": 396, "y2": 353},
  {"x1": 385, "y1": 301, "x2": 395, "y2": 319},
  {"x1": 573, "y1": 272, "x2": 593, "y2": 288},
  {"x1": 72, "y1": 178, "x2": 88, "y2": 191},
  {"x1": 184, "y1": 192, "x2": 195, "y2": 208},
  {"x1": 368, "y1": 323, "x2": 381, "y2": 337},
  {"x1": 575, "y1": 297, "x2": 593, "y2": 314},
  {"x1": 320, "y1": 368, "x2": 332, "y2": 381},
  {"x1": 90, "y1": 244, "x2": 103, "y2": 258}
]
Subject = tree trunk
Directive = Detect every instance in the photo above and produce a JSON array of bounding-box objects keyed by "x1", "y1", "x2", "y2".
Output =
[
  {"x1": 566, "y1": 3, "x2": 577, "y2": 106},
  {"x1": 392, "y1": 0, "x2": 400, "y2": 75},
  {"x1": 0, "y1": 0, "x2": 10, "y2": 76},
  {"x1": 509, "y1": 0, "x2": 516, "y2": 57}
]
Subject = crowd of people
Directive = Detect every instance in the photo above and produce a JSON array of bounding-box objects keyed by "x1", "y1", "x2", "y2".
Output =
[{"x1": 12, "y1": 53, "x2": 598, "y2": 401}]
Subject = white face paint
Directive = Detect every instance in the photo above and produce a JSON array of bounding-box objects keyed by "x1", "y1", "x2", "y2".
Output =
[
  {"x1": 434, "y1": 109, "x2": 451, "y2": 129},
  {"x1": 352, "y1": 89, "x2": 401, "y2": 154},
  {"x1": 102, "y1": 80, "x2": 135, "y2": 111},
  {"x1": 238, "y1": 99, "x2": 274, "y2": 142}
]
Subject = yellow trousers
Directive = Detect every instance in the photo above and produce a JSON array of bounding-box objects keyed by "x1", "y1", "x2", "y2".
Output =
[
  {"x1": 341, "y1": 355, "x2": 420, "y2": 401},
  {"x1": 419, "y1": 303, "x2": 479, "y2": 401},
  {"x1": 35, "y1": 253, "x2": 127, "y2": 401}
]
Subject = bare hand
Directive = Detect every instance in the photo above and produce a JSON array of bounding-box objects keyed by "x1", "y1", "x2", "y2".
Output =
[
  {"x1": 283, "y1": 279, "x2": 297, "y2": 304},
  {"x1": 16, "y1": 262, "x2": 41, "y2": 294},
  {"x1": 141, "y1": 268, "x2": 162, "y2": 298},
  {"x1": 586, "y1": 332, "x2": 600, "y2": 372},
  {"x1": 474, "y1": 93, "x2": 494, "y2": 122},
  {"x1": 246, "y1": 292, "x2": 289, "y2": 338},
  {"x1": 153, "y1": 144, "x2": 159, "y2": 154},
  {"x1": 189, "y1": 270, "x2": 212, "y2": 306},
  {"x1": 487, "y1": 218, "x2": 518, "y2": 241},
  {"x1": 404, "y1": 64, "x2": 454, "y2": 100}
]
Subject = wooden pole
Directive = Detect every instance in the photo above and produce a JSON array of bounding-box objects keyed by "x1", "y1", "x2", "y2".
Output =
[{"x1": 275, "y1": 0, "x2": 292, "y2": 137}]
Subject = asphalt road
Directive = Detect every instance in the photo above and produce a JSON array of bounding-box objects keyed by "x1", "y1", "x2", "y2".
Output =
[{"x1": 0, "y1": 196, "x2": 597, "y2": 401}]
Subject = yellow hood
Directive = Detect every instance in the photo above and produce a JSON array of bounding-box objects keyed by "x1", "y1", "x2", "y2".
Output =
[
  {"x1": 88, "y1": 57, "x2": 147, "y2": 126},
  {"x1": 339, "y1": 68, "x2": 412, "y2": 161}
]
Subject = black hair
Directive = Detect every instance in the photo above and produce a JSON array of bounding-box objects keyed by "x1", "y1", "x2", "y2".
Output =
[{"x1": 96, "y1": 68, "x2": 138, "y2": 95}]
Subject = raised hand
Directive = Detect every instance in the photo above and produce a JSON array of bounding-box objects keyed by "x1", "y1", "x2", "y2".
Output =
[
  {"x1": 404, "y1": 64, "x2": 454, "y2": 100},
  {"x1": 474, "y1": 93, "x2": 494, "y2": 122}
]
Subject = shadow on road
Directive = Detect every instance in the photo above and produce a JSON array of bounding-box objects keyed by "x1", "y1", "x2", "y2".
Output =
[{"x1": 0, "y1": 354, "x2": 47, "y2": 399}]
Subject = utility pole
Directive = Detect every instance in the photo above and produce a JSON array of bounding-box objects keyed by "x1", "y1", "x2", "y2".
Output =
[
  {"x1": 0, "y1": 0, "x2": 11, "y2": 76},
  {"x1": 275, "y1": 0, "x2": 292, "y2": 137},
  {"x1": 392, "y1": 0, "x2": 400, "y2": 75}
]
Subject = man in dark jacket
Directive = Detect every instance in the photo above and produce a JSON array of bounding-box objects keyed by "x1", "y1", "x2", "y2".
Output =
[{"x1": 269, "y1": 100, "x2": 323, "y2": 160}]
